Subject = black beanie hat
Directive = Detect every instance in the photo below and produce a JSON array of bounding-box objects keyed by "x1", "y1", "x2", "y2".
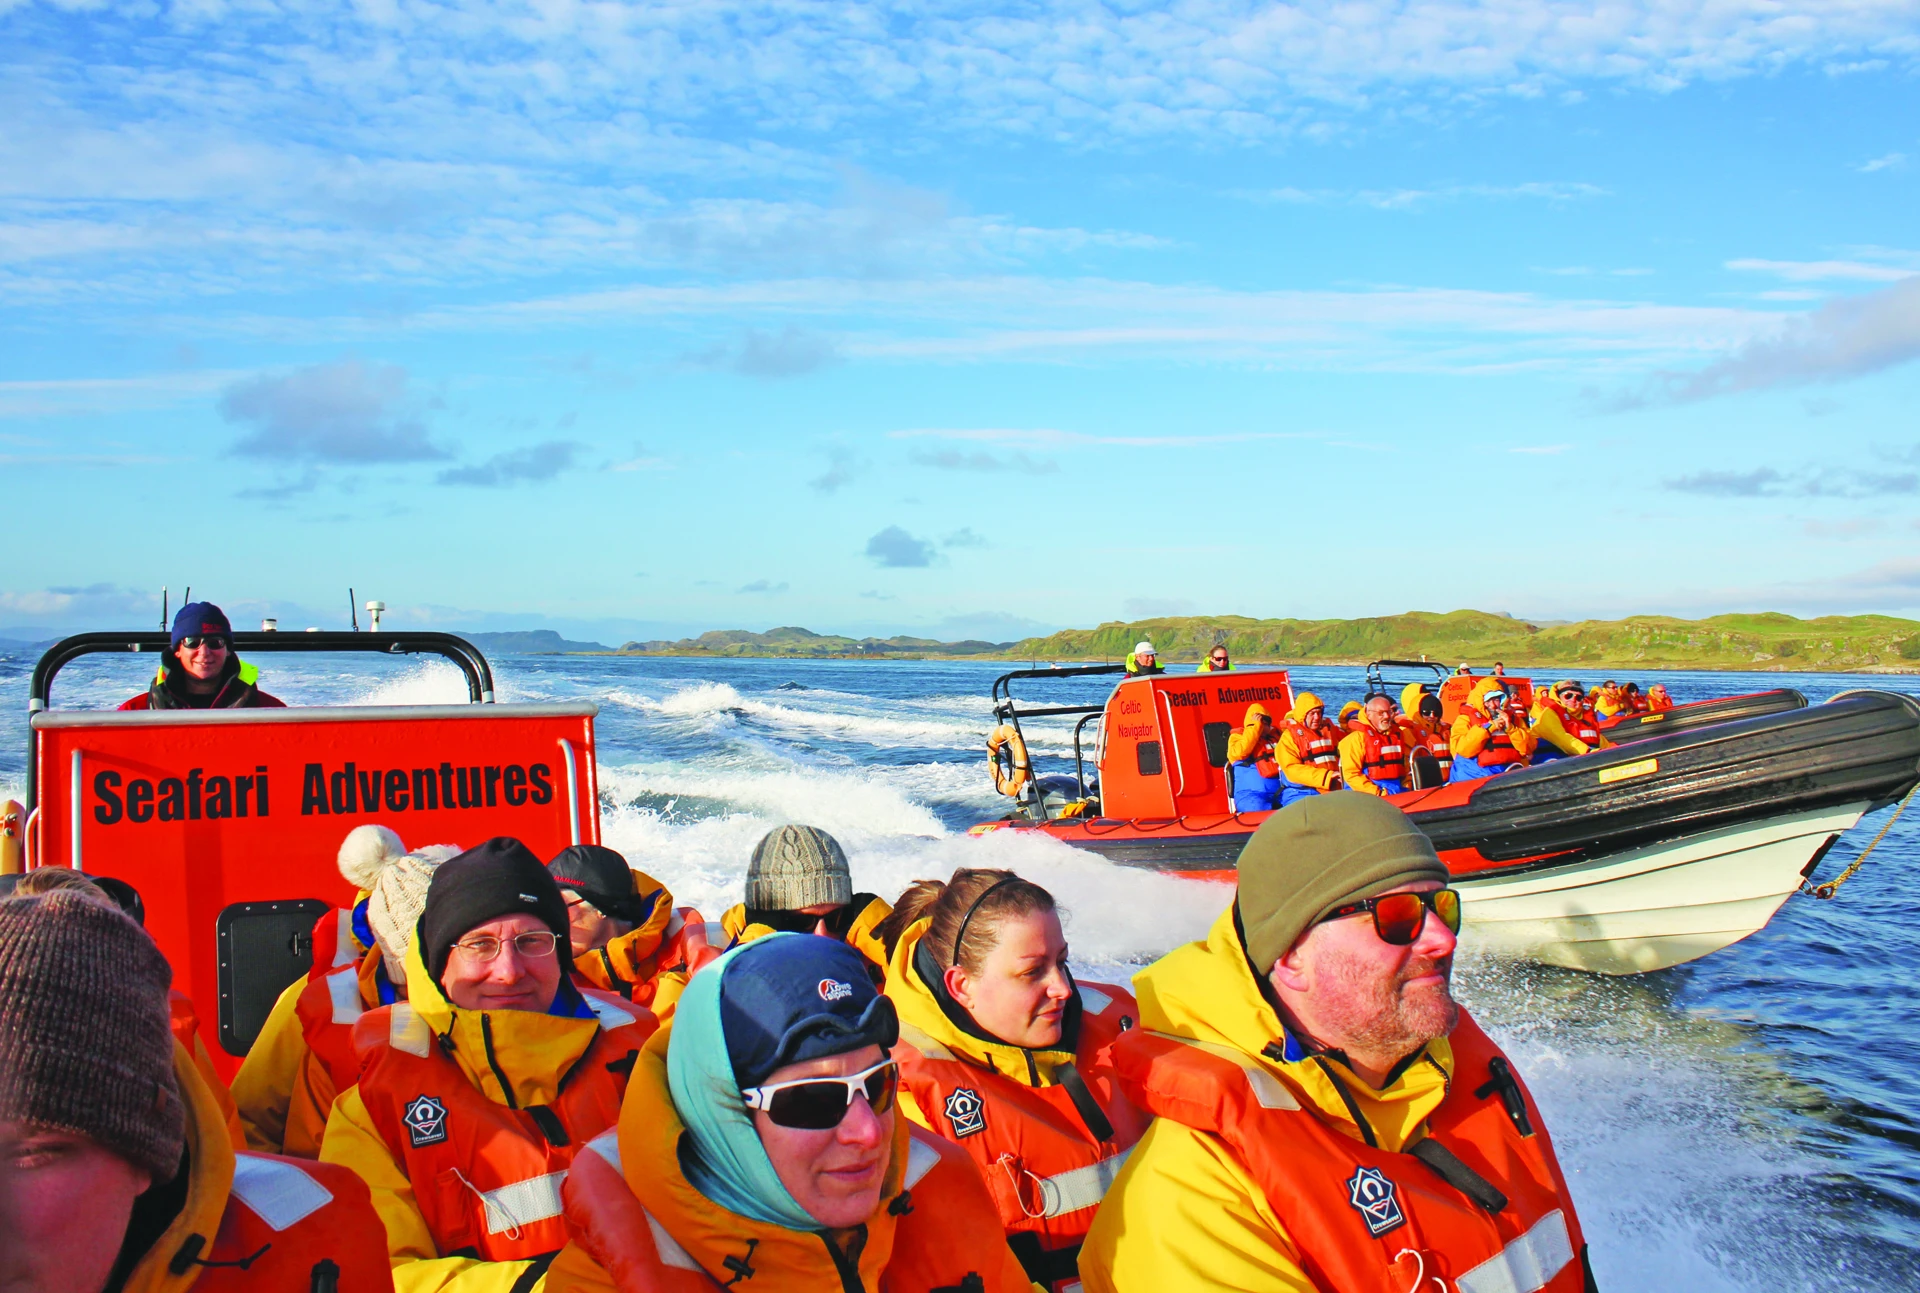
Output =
[
  {"x1": 547, "y1": 844, "x2": 651, "y2": 925},
  {"x1": 420, "y1": 837, "x2": 572, "y2": 986}
]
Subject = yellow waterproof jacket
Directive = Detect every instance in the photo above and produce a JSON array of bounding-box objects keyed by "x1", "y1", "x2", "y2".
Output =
[
  {"x1": 1449, "y1": 678, "x2": 1537, "y2": 764},
  {"x1": 1197, "y1": 658, "x2": 1233, "y2": 672},
  {"x1": 1276, "y1": 694, "x2": 1341, "y2": 792},
  {"x1": 321, "y1": 938, "x2": 614, "y2": 1292},
  {"x1": 718, "y1": 893, "x2": 893, "y2": 982},
  {"x1": 1225, "y1": 703, "x2": 1275, "y2": 765},
  {"x1": 1079, "y1": 907, "x2": 1453, "y2": 1293},
  {"x1": 231, "y1": 904, "x2": 373, "y2": 1153},
  {"x1": 120, "y1": 1044, "x2": 245, "y2": 1293}
]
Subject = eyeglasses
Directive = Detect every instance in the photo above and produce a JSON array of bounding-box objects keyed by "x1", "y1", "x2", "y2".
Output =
[
  {"x1": 1318, "y1": 889, "x2": 1461, "y2": 946},
  {"x1": 177, "y1": 635, "x2": 229, "y2": 650},
  {"x1": 451, "y1": 930, "x2": 560, "y2": 962},
  {"x1": 743, "y1": 1058, "x2": 898, "y2": 1130}
]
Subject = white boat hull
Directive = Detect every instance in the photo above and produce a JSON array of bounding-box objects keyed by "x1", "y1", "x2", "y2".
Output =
[{"x1": 1455, "y1": 802, "x2": 1869, "y2": 975}]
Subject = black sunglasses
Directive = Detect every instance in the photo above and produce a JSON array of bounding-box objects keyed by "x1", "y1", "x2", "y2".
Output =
[
  {"x1": 742, "y1": 1059, "x2": 898, "y2": 1130},
  {"x1": 1318, "y1": 889, "x2": 1462, "y2": 946},
  {"x1": 178, "y1": 634, "x2": 230, "y2": 650}
]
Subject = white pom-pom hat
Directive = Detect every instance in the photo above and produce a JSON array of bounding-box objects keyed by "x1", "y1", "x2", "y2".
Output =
[{"x1": 336, "y1": 823, "x2": 407, "y2": 891}]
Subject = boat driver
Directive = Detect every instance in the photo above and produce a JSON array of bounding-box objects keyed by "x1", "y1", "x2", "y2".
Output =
[
  {"x1": 1199, "y1": 645, "x2": 1233, "y2": 672},
  {"x1": 119, "y1": 601, "x2": 286, "y2": 710},
  {"x1": 1125, "y1": 640, "x2": 1165, "y2": 675}
]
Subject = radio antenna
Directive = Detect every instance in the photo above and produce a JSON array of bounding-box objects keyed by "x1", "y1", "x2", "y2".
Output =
[
  {"x1": 350, "y1": 588, "x2": 359, "y2": 632},
  {"x1": 160, "y1": 586, "x2": 168, "y2": 631}
]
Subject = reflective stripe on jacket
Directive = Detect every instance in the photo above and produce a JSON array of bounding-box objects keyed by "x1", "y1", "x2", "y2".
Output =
[
  {"x1": 886, "y1": 919, "x2": 1149, "y2": 1290},
  {"x1": 541, "y1": 1024, "x2": 1033, "y2": 1293},
  {"x1": 120, "y1": 1043, "x2": 395, "y2": 1293}
]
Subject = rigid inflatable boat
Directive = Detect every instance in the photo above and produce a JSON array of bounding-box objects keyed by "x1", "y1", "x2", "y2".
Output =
[
  {"x1": 7, "y1": 631, "x2": 602, "y2": 1079},
  {"x1": 970, "y1": 665, "x2": 1920, "y2": 975}
]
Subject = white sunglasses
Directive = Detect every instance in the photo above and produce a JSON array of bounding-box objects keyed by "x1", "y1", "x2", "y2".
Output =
[{"x1": 741, "y1": 1058, "x2": 898, "y2": 1130}]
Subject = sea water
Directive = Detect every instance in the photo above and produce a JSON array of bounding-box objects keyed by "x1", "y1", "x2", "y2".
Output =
[{"x1": 2, "y1": 649, "x2": 1916, "y2": 1289}]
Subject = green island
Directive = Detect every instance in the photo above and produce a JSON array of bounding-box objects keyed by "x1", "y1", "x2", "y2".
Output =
[{"x1": 469, "y1": 612, "x2": 1920, "y2": 671}]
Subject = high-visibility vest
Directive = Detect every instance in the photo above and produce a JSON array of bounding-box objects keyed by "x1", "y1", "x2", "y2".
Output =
[
  {"x1": 182, "y1": 1153, "x2": 395, "y2": 1291},
  {"x1": 896, "y1": 982, "x2": 1150, "y2": 1291},
  {"x1": 349, "y1": 993, "x2": 654, "y2": 1262},
  {"x1": 1113, "y1": 1010, "x2": 1593, "y2": 1293}
]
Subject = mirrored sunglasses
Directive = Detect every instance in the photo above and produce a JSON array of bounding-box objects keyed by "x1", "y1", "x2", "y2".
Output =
[
  {"x1": 178, "y1": 634, "x2": 230, "y2": 650},
  {"x1": 1318, "y1": 889, "x2": 1461, "y2": 946},
  {"x1": 742, "y1": 1059, "x2": 898, "y2": 1130}
]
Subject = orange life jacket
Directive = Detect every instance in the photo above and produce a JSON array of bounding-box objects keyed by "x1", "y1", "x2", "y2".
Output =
[
  {"x1": 1552, "y1": 700, "x2": 1603, "y2": 749},
  {"x1": 1115, "y1": 1010, "x2": 1591, "y2": 1293},
  {"x1": 295, "y1": 909, "x2": 379, "y2": 1105},
  {"x1": 1356, "y1": 727, "x2": 1408, "y2": 787},
  {"x1": 183, "y1": 1152, "x2": 396, "y2": 1291},
  {"x1": 349, "y1": 992, "x2": 654, "y2": 1263},
  {"x1": 548, "y1": 1122, "x2": 1029, "y2": 1293},
  {"x1": 1465, "y1": 715, "x2": 1528, "y2": 769},
  {"x1": 895, "y1": 983, "x2": 1151, "y2": 1291},
  {"x1": 574, "y1": 907, "x2": 721, "y2": 1008},
  {"x1": 1282, "y1": 717, "x2": 1339, "y2": 768},
  {"x1": 1401, "y1": 720, "x2": 1452, "y2": 776}
]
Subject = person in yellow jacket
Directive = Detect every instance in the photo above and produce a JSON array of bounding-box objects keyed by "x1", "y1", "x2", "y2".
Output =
[
  {"x1": 232, "y1": 822, "x2": 413, "y2": 1152},
  {"x1": 717, "y1": 825, "x2": 892, "y2": 981},
  {"x1": 872, "y1": 868, "x2": 1148, "y2": 1291},
  {"x1": 1448, "y1": 676, "x2": 1536, "y2": 782},
  {"x1": 322, "y1": 838, "x2": 657, "y2": 1293},
  {"x1": 549, "y1": 843, "x2": 718, "y2": 1014},
  {"x1": 1276, "y1": 693, "x2": 1343, "y2": 806},
  {"x1": 1198, "y1": 644, "x2": 1234, "y2": 672},
  {"x1": 1531, "y1": 679, "x2": 1610, "y2": 764},
  {"x1": 0, "y1": 889, "x2": 394, "y2": 1293},
  {"x1": 1079, "y1": 796, "x2": 1595, "y2": 1293},
  {"x1": 1226, "y1": 703, "x2": 1283, "y2": 811},
  {"x1": 1337, "y1": 694, "x2": 1410, "y2": 796}
]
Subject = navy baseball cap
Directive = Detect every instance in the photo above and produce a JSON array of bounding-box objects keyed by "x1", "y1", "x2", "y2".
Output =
[
  {"x1": 171, "y1": 601, "x2": 232, "y2": 648},
  {"x1": 720, "y1": 934, "x2": 898, "y2": 1090}
]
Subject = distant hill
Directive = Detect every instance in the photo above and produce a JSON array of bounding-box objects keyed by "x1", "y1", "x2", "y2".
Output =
[
  {"x1": 461, "y1": 630, "x2": 611, "y2": 654},
  {"x1": 1007, "y1": 610, "x2": 1920, "y2": 672},
  {"x1": 613, "y1": 626, "x2": 1013, "y2": 658}
]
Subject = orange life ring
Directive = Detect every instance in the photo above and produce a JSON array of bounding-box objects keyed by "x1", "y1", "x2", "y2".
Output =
[{"x1": 987, "y1": 724, "x2": 1032, "y2": 798}]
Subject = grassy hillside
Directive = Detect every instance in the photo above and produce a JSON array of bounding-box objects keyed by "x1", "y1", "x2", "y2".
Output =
[
  {"x1": 611, "y1": 626, "x2": 1012, "y2": 658},
  {"x1": 1006, "y1": 610, "x2": 1920, "y2": 672}
]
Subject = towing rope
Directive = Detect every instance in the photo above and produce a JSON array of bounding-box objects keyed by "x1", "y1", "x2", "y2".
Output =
[{"x1": 1801, "y1": 783, "x2": 1918, "y2": 900}]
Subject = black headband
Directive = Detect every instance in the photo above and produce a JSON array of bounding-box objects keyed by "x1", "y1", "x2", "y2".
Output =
[{"x1": 951, "y1": 877, "x2": 1022, "y2": 967}]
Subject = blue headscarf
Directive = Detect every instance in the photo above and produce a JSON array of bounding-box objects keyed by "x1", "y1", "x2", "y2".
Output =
[{"x1": 666, "y1": 939, "x2": 826, "y2": 1230}]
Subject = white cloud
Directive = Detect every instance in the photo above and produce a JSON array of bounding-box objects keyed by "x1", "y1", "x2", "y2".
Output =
[
  {"x1": 1860, "y1": 152, "x2": 1908, "y2": 172},
  {"x1": 1728, "y1": 256, "x2": 1919, "y2": 283}
]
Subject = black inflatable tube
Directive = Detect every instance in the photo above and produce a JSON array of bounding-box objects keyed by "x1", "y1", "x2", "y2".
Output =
[{"x1": 1600, "y1": 689, "x2": 1807, "y2": 745}]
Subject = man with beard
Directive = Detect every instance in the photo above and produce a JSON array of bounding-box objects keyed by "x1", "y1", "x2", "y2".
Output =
[{"x1": 1080, "y1": 794, "x2": 1596, "y2": 1293}]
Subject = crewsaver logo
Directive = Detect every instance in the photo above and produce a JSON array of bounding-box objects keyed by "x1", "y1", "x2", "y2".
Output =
[
  {"x1": 944, "y1": 1087, "x2": 986, "y2": 1139},
  {"x1": 817, "y1": 978, "x2": 853, "y2": 1002},
  {"x1": 1346, "y1": 1166, "x2": 1404, "y2": 1236},
  {"x1": 403, "y1": 1095, "x2": 449, "y2": 1148}
]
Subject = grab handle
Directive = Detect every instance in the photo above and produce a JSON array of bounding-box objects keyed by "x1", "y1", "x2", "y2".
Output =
[{"x1": 557, "y1": 738, "x2": 583, "y2": 846}]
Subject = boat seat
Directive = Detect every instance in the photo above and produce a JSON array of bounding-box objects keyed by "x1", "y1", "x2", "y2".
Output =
[{"x1": 1406, "y1": 749, "x2": 1445, "y2": 790}]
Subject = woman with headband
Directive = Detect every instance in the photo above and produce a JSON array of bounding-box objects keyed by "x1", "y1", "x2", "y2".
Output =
[{"x1": 872, "y1": 868, "x2": 1148, "y2": 1293}]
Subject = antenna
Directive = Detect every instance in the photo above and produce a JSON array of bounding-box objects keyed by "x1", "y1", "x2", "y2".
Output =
[
  {"x1": 183, "y1": 585, "x2": 191, "y2": 605},
  {"x1": 350, "y1": 588, "x2": 359, "y2": 632},
  {"x1": 160, "y1": 586, "x2": 168, "y2": 631}
]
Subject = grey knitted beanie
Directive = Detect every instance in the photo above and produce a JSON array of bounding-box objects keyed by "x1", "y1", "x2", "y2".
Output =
[
  {"x1": 367, "y1": 844, "x2": 460, "y2": 981},
  {"x1": 0, "y1": 891, "x2": 185, "y2": 1182},
  {"x1": 745, "y1": 825, "x2": 853, "y2": 911}
]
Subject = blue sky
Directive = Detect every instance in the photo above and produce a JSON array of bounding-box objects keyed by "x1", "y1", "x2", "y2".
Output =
[{"x1": 4, "y1": 1, "x2": 1919, "y2": 644}]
